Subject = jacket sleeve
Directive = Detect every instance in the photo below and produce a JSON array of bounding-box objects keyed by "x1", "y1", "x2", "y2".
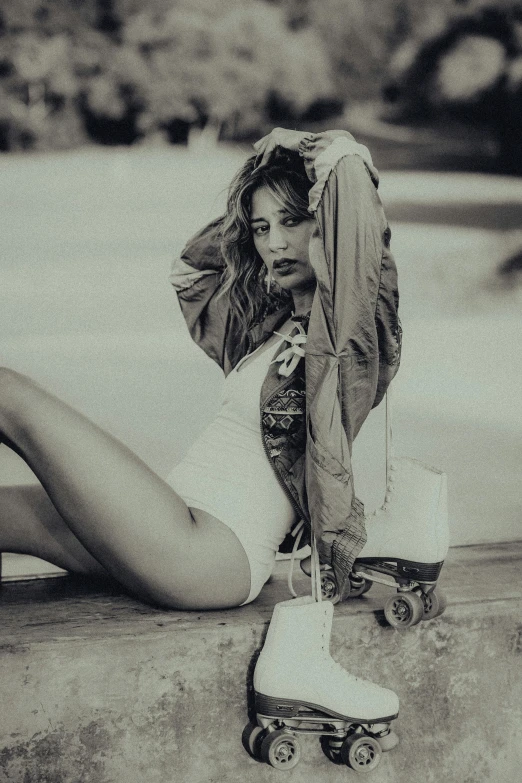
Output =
[
  {"x1": 304, "y1": 132, "x2": 400, "y2": 598},
  {"x1": 169, "y1": 216, "x2": 235, "y2": 373},
  {"x1": 373, "y1": 235, "x2": 402, "y2": 408}
]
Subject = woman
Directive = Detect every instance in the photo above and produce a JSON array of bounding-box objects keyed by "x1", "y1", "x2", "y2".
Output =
[{"x1": 0, "y1": 128, "x2": 400, "y2": 611}]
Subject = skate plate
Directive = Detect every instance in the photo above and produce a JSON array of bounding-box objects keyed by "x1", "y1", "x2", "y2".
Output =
[
  {"x1": 354, "y1": 557, "x2": 444, "y2": 584},
  {"x1": 255, "y1": 692, "x2": 398, "y2": 723},
  {"x1": 317, "y1": 558, "x2": 447, "y2": 627}
]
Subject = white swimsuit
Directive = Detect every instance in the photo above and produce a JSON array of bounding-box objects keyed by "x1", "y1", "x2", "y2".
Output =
[{"x1": 165, "y1": 331, "x2": 298, "y2": 604}]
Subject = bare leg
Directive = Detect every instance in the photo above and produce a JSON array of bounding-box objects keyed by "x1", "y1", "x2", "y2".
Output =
[
  {"x1": 0, "y1": 484, "x2": 112, "y2": 576},
  {"x1": 0, "y1": 368, "x2": 251, "y2": 609}
]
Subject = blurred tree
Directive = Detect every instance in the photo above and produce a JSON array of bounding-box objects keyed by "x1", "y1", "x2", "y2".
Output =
[
  {"x1": 383, "y1": 2, "x2": 522, "y2": 172},
  {"x1": 0, "y1": 0, "x2": 98, "y2": 33},
  {"x1": 0, "y1": 31, "x2": 85, "y2": 150},
  {"x1": 277, "y1": 0, "x2": 403, "y2": 103},
  {"x1": 0, "y1": 0, "x2": 337, "y2": 149},
  {"x1": 212, "y1": 4, "x2": 334, "y2": 135},
  {"x1": 14, "y1": 0, "x2": 521, "y2": 158},
  {"x1": 121, "y1": 1, "x2": 335, "y2": 142},
  {"x1": 73, "y1": 29, "x2": 148, "y2": 144},
  {"x1": 95, "y1": 0, "x2": 122, "y2": 40}
]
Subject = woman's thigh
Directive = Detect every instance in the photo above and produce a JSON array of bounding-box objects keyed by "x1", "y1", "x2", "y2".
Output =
[
  {"x1": 0, "y1": 485, "x2": 251, "y2": 609},
  {"x1": 176, "y1": 508, "x2": 252, "y2": 610},
  {"x1": 0, "y1": 369, "x2": 251, "y2": 609}
]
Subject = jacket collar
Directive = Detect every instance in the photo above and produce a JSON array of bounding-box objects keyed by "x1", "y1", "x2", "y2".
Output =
[{"x1": 246, "y1": 305, "x2": 294, "y2": 353}]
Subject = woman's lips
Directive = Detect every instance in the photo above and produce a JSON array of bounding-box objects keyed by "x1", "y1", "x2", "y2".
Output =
[{"x1": 273, "y1": 259, "x2": 297, "y2": 275}]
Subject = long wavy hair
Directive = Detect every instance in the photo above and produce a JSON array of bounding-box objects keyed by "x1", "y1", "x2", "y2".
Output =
[{"x1": 220, "y1": 149, "x2": 313, "y2": 333}]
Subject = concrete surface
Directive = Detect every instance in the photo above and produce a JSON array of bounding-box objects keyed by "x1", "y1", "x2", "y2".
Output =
[{"x1": 1, "y1": 542, "x2": 521, "y2": 783}]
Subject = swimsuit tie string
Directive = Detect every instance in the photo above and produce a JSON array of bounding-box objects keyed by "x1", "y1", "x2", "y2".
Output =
[{"x1": 271, "y1": 323, "x2": 308, "y2": 377}]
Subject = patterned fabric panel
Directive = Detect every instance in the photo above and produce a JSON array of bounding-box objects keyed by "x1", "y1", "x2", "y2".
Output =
[{"x1": 261, "y1": 375, "x2": 307, "y2": 518}]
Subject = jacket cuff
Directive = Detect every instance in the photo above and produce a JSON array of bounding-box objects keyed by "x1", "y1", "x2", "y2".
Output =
[{"x1": 308, "y1": 137, "x2": 378, "y2": 213}]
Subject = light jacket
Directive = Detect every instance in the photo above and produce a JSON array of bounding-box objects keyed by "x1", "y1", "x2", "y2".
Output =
[{"x1": 169, "y1": 132, "x2": 401, "y2": 599}]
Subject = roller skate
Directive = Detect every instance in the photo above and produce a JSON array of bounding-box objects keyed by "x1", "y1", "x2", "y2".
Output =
[
  {"x1": 319, "y1": 455, "x2": 449, "y2": 629},
  {"x1": 316, "y1": 387, "x2": 450, "y2": 628},
  {"x1": 242, "y1": 594, "x2": 399, "y2": 772}
]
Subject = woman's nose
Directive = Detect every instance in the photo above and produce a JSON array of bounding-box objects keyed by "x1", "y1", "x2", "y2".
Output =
[{"x1": 268, "y1": 226, "x2": 288, "y2": 252}]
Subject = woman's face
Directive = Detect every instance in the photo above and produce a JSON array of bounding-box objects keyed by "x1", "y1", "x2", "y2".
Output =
[{"x1": 250, "y1": 186, "x2": 316, "y2": 296}]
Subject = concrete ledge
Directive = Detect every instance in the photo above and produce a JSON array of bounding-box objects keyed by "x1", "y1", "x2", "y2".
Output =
[{"x1": 1, "y1": 543, "x2": 521, "y2": 783}]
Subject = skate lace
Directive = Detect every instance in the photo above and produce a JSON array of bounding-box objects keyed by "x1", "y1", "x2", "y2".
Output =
[
  {"x1": 320, "y1": 624, "x2": 370, "y2": 686},
  {"x1": 287, "y1": 520, "x2": 305, "y2": 598},
  {"x1": 286, "y1": 524, "x2": 321, "y2": 600},
  {"x1": 307, "y1": 536, "x2": 375, "y2": 690},
  {"x1": 311, "y1": 533, "x2": 322, "y2": 602}
]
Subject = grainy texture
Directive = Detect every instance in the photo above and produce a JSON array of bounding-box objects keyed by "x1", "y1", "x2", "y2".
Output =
[{"x1": 0, "y1": 543, "x2": 521, "y2": 782}]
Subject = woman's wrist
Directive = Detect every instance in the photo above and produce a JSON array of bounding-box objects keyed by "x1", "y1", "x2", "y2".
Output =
[
  {"x1": 307, "y1": 136, "x2": 378, "y2": 212},
  {"x1": 297, "y1": 130, "x2": 356, "y2": 182}
]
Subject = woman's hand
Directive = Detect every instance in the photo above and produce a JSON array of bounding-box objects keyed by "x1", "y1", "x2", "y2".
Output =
[
  {"x1": 253, "y1": 128, "x2": 316, "y2": 168},
  {"x1": 253, "y1": 127, "x2": 357, "y2": 181}
]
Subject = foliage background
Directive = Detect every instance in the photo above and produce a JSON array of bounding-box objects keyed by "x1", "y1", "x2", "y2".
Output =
[{"x1": 0, "y1": 0, "x2": 521, "y2": 172}]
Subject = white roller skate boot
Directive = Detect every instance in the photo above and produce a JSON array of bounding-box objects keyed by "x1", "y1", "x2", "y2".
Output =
[
  {"x1": 321, "y1": 457, "x2": 449, "y2": 628},
  {"x1": 243, "y1": 596, "x2": 399, "y2": 771}
]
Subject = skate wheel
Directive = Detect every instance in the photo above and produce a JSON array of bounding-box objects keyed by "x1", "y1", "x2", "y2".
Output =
[
  {"x1": 421, "y1": 587, "x2": 447, "y2": 620},
  {"x1": 376, "y1": 729, "x2": 399, "y2": 752},
  {"x1": 384, "y1": 592, "x2": 424, "y2": 629},
  {"x1": 341, "y1": 734, "x2": 382, "y2": 772},
  {"x1": 241, "y1": 722, "x2": 265, "y2": 760},
  {"x1": 320, "y1": 735, "x2": 345, "y2": 765},
  {"x1": 260, "y1": 729, "x2": 301, "y2": 770},
  {"x1": 320, "y1": 572, "x2": 340, "y2": 604},
  {"x1": 349, "y1": 573, "x2": 372, "y2": 598}
]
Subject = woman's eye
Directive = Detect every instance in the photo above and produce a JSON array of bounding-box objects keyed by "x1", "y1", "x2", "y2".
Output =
[
  {"x1": 254, "y1": 225, "x2": 268, "y2": 236},
  {"x1": 284, "y1": 217, "x2": 301, "y2": 227}
]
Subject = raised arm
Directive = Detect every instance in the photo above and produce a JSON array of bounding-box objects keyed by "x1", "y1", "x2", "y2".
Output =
[
  {"x1": 304, "y1": 131, "x2": 401, "y2": 415},
  {"x1": 255, "y1": 127, "x2": 401, "y2": 596},
  {"x1": 304, "y1": 131, "x2": 401, "y2": 595},
  {"x1": 254, "y1": 128, "x2": 401, "y2": 409}
]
